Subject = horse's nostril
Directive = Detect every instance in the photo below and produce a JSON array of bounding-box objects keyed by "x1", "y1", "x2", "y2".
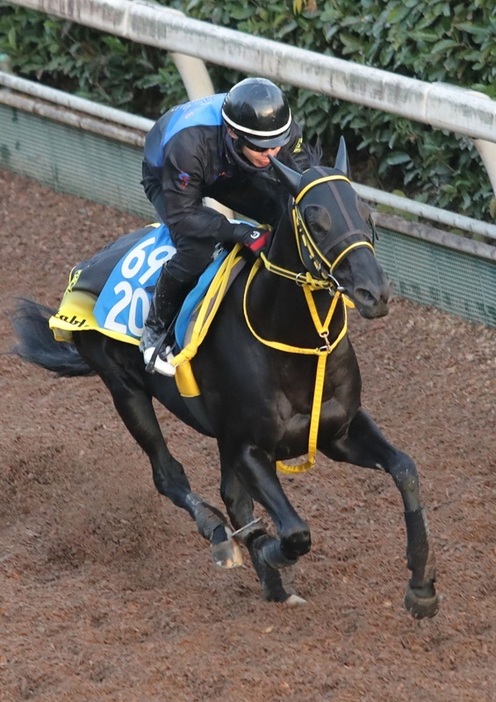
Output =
[{"x1": 354, "y1": 288, "x2": 376, "y2": 305}]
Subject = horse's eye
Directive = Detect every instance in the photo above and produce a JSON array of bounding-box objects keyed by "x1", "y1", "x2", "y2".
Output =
[{"x1": 303, "y1": 205, "x2": 332, "y2": 243}]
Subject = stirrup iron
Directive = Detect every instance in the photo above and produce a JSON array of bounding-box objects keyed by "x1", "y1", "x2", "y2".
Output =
[{"x1": 143, "y1": 329, "x2": 176, "y2": 376}]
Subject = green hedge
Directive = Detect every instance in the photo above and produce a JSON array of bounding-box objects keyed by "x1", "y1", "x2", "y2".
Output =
[{"x1": 1, "y1": 0, "x2": 495, "y2": 222}]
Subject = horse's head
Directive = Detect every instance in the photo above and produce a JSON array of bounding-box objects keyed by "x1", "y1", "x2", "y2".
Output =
[{"x1": 269, "y1": 138, "x2": 391, "y2": 319}]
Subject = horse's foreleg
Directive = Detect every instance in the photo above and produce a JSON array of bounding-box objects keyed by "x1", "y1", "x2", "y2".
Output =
[
  {"x1": 219, "y1": 444, "x2": 309, "y2": 604},
  {"x1": 323, "y1": 408, "x2": 439, "y2": 619},
  {"x1": 218, "y1": 464, "x2": 289, "y2": 595}
]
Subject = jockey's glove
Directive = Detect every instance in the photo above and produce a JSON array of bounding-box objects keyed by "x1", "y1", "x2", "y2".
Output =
[{"x1": 232, "y1": 223, "x2": 272, "y2": 257}]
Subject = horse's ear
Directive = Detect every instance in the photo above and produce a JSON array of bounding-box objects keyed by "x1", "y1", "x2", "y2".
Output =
[
  {"x1": 334, "y1": 136, "x2": 350, "y2": 176},
  {"x1": 269, "y1": 157, "x2": 301, "y2": 197}
]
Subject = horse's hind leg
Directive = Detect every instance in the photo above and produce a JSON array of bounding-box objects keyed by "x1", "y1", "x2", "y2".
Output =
[
  {"x1": 75, "y1": 335, "x2": 233, "y2": 561},
  {"x1": 107, "y1": 381, "x2": 237, "y2": 559},
  {"x1": 322, "y1": 407, "x2": 438, "y2": 619}
]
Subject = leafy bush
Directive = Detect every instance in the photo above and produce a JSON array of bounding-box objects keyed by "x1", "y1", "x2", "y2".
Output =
[
  {"x1": 0, "y1": 0, "x2": 494, "y2": 221},
  {"x1": 0, "y1": 3, "x2": 189, "y2": 113}
]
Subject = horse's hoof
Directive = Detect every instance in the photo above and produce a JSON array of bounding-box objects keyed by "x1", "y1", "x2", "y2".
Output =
[
  {"x1": 284, "y1": 593, "x2": 307, "y2": 606},
  {"x1": 404, "y1": 586, "x2": 439, "y2": 619},
  {"x1": 211, "y1": 533, "x2": 244, "y2": 568}
]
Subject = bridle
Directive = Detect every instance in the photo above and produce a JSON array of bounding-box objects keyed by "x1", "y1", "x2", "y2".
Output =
[
  {"x1": 293, "y1": 172, "x2": 375, "y2": 278},
  {"x1": 259, "y1": 173, "x2": 375, "y2": 291}
]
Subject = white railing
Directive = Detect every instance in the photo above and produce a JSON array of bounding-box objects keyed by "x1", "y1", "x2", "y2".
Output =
[
  {"x1": 8, "y1": 0, "x2": 496, "y2": 197},
  {"x1": 3, "y1": 70, "x2": 496, "y2": 243},
  {"x1": 7, "y1": 1, "x2": 495, "y2": 137},
  {"x1": 5, "y1": 0, "x2": 496, "y2": 205}
]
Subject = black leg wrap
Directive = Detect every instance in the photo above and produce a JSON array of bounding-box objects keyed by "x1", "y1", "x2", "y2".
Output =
[
  {"x1": 186, "y1": 493, "x2": 227, "y2": 541},
  {"x1": 241, "y1": 527, "x2": 267, "y2": 548},
  {"x1": 404, "y1": 508, "x2": 436, "y2": 588},
  {"x1": 248, "y1": 535, "x2": 291, "y2": 602},
  {"x1": 195, "y1": 502, "x2": 227, "y2": 539},
  {"x1": 255, "y1": 534, "x2": 297, "y2": 569}
]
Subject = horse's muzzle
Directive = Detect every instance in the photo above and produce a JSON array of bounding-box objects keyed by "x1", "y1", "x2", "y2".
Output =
[{"x1": 351, "y1": 280, "x2": 392, "y2": 319}]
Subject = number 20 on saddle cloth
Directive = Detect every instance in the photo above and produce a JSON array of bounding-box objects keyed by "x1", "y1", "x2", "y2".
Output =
[{"x1": 48, "y1": 222, "x2": 246, "y2": 397}]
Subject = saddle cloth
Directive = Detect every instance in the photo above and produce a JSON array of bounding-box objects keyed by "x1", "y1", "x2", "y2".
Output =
[{"x1": 49, "y1": 222, "x2": 246, "y2": 397}]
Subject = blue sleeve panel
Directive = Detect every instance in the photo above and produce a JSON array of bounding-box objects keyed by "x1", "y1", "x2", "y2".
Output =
[{"x1": 144, "y1": 93, "x2": 226, "y2": 168}]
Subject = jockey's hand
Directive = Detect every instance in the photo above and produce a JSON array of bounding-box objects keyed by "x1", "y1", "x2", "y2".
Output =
[{"x1": 232, "y1": 223, "x2": 272, "y2": 257}]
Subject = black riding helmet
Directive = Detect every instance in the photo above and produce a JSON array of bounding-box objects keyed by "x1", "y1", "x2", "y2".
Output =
[{"x1": 222, "y1": 77, "x2": 292, "y2": 149}]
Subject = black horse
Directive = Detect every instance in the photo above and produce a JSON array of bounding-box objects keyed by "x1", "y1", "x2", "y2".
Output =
[{"x1": 11, "y1": 140, "x2": 438, "y2": 618}]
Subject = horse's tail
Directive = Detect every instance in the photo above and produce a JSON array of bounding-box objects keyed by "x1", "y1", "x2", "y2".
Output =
[{"x1": 10, "y1": 298, "x2": 94, "y2": 377}]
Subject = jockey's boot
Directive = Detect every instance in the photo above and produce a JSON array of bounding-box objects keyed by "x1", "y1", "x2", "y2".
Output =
[{"x1": 140, "y1": 266, "x2": 190, "y2": 376}]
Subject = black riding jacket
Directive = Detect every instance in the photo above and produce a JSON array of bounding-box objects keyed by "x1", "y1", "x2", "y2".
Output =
[{"x1": 141, "y1": 93, "x2": 310, "y2": 245}]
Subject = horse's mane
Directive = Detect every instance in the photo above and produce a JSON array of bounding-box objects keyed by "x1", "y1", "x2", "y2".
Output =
[{"x1": 299, "y1": 141, "x2": 323, "y2": 170}]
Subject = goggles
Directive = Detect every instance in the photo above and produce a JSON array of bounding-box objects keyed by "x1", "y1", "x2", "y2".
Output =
[{"x1": 239, "y1": 137, "x2": 279, "y2": 153}]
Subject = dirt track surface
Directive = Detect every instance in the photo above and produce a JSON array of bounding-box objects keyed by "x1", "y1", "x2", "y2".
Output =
[{"x1": 1, "y1": 168, "x2": 495, "y2": 702}]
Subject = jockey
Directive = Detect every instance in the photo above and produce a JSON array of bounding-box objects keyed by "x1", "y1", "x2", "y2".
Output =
[{"x1": 140, "y1": 76, "x2": 310, "y2": 376}]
